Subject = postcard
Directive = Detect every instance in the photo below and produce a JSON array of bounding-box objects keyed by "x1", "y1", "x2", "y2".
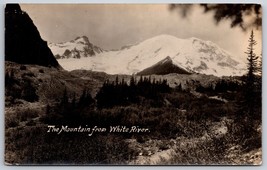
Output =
[{"x1": 5, "y1": 3, "x2": 262, "y2": 165}]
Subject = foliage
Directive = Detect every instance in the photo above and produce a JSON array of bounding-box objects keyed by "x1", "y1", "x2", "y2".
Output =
[
  {"x1": 169, "y1": 4, "x2": 262, "y2": 30},
  {"x1": 21, "y1": 80, "x2": 39, "y2": 102},
  {"x1": 5, "y1": 108, "x2": 39, "y2": 128},
  {"x1": 5, "y1": 69, "x2": 39, "y2": 103},
  {"x1": 5, "y1": 58, "x2": 262, "y2": 165},
  {"x1": 195, "y1": 79, "x2": 240, "y2": 94},
  {"x1": 96, "y1": 76, "x2": 170, "y2": 108},
  {"x1": 58, "y1": 87, "x2": 94, "y2": 116},
  {"x1": 238, "y1": 30, "x2": 261, "y2": 120},
  {"x1": 5, "y1": 76, "x2": 262, "y2": 164},
  {"x1": 5, "y1": 125, "x2": 137, "y2": 164}
]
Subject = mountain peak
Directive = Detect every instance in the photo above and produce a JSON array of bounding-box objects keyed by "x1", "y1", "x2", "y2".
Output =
[
  {"x1": 53, "y1": 34, "x2": 246, "y2": 76},
  {"x1": 165, "y1": 56, "x2": 172, "y2": 60},
  {"x1": 155, "y1": 34, "x2": 178, "y2": 39},
  {"x1": 49, "y1": 35, "x2": 103, "y2": 59},
  {"x1": 148, "y1": 34, "x2": 181, "y2": 42},
  {"x1": 74, "y1": 35, "x2": 90, "y2": 44},
  {"x1": 5, "y1": 4, "x2": 22, "y2": 13}
]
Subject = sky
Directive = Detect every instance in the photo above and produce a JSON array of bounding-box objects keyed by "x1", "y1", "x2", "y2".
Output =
[{"x1": 20, "y1": 4, "x2": 262, "y2": 61}]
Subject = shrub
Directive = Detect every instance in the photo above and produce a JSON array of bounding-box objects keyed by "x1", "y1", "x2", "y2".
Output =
[
  {"x1": 20, "y1": 65, "x2": 27, "y2": 70},
  {"x1": 22, "y1": 72, "x2": 35, "y2": 77},
  {"x1": 5, "y1": 108, "x2": 39, "y2": 128},
  {"x1": 5, "y1": 125, "x2": 136, "y2": 164},
  {"x1": 21, "y1": 81, "x2": 39, "y2": 102}
]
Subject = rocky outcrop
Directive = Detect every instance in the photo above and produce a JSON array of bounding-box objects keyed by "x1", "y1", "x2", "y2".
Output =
[
  {"x1": 137, "y1": 56, "x2": 191, "y2": 75},
  {"x1": 5, "y1": 4, "x2": 60, "y2": 68}
]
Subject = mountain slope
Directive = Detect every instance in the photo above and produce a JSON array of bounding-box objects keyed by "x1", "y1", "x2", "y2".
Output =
[
  {"x1": 49, "y1": 36, "x2": 103, "y2": 59},
  {"x1": 137, "y1": 56, "x2": 191, "y2": 75},
  {"x1": 5, "y1": 4, "x2": 60, "y2": 68},
  {"x1": 50, "y1": 34, "x2": 246, "y2": 77}
]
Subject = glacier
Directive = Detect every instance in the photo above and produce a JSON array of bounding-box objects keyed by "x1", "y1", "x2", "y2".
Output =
[{"x1": 49, "y1": 34, "x2": 246, "y2": 77}]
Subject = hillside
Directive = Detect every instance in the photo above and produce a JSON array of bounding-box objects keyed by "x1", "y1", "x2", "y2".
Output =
[
  {"x1": 5, "y1": 4, "x2": 60, "y2": 68},
  {"x1": 5, "y1": 62, "x2": 105, "y2": 105},
  {"x1": 5, "y1": 64, "x2": 261, "y2": 165}
]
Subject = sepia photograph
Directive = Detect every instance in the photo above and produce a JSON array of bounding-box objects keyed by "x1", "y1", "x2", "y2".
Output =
[{"x1": 4, "y1": 3, "x2": 262, "y2": 165}]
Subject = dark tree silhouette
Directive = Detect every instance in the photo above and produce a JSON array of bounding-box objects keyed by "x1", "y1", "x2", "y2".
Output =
[
  {"x1": 21, "y1": 80, "x2": 39, "y2": 102},
  {"x1": 78, "y1": 88, "x2": 93, "y2": 107},
  {"x1": 96, "y1": 76, "x2": 170, "y2": 108},
  {"x1": 46, "y1": 104, "x2": 51, "y2": 114},
  {"x1": 130, "y1": 75, "x2": 136, "y2": 87},
  {"x1": 170, "y1": 4, "x2": 262, "y2": 30},
  {"x1": 246, "y1": 30, "x2": 258, "y2": 85},
  {"x1": 242, "y1": 30, "x2": 259, "y2": 118},
  {"x1": 258, "y1": 54, "x2": 262, "y2": 76},
  {"x1": 61, "y1": 88, "x2": 69, "y2": 106},
  {"x1": 227, "y1": 30, "x2": 262, "y2": 147}
]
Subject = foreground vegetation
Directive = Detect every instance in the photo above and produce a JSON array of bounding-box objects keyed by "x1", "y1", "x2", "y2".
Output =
[{"x1": 5, "y1": 74, "x2": 261, "y2": 164}]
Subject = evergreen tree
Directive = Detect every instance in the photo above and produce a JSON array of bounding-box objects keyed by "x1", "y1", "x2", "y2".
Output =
[
  {"x1": 21, "y1": 80, "x2": 39, "y2": 102},
  {"x1": 176, "y1": 83, "x2": 182, "y2": 92},
  {"x1": 243, "y1": 30, "x2": 259, "y2": 118},
  {"x1": 96, "y1": 75, "x2": 171, "y2": 108},
  {"x1": 246, "y1": 30, "x2": 258, "y2": 86},
  {"x1": 115, "y1": 75, "x2": 119, "y2": 86},
  {"x1": 121, "y1": 78, "x2": 125, "y2": 85},
  {"x1": 79, "y1": 88, "x2": 93, "y2": 106},
  {"x1": 46, "y1": 104, "x2": 51, "y2": 114},
  {"x1": 231, "y1": 30, "x2": 262, "y2": 145},
  {"x1": 258, "y1": 54, "x2": 262, "y2": 76},
  {"x1": 61, "y1": 87, "x2": 69, "y2": 106},
  {"x1": 130, "y1": 75, "x2": 136, "y2": 87}
]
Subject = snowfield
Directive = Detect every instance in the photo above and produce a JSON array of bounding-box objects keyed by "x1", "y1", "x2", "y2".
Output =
[{"x1": 49, "y1": 34, "x2": 246, "y2": 77}]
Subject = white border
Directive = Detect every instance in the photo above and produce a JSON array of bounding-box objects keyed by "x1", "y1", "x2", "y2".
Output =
[{"x1": 0, "y1": 1, "x2": 265, "y2": 170}]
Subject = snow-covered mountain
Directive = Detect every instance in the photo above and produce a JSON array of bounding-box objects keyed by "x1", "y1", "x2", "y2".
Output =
[
  {"x1": 49, "y1": 36, "x2": 103, "y2": 59},
  {"x1": 49, "y1": 34, "x2": 246, "y2": 77}
]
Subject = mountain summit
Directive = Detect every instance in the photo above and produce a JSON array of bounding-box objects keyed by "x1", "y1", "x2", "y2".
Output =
[
  {"x1": 50, "y1": 34, "x2": 246, "y2": 77},
  {"x1": 49, "y1": 36, "x2": 103, "y2": 59},
  {"x1": 5, "y1": 4, "x2": 60, "y2": 68}
]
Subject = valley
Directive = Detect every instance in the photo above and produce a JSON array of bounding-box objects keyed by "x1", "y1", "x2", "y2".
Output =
[{"x1": 5, "y1": 4, "x2": 262, "y2": 165}]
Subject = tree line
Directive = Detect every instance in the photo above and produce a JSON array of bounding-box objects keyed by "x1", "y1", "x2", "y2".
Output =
[
  {"x1": 58, "y1": 87, "x2": 94, "y2": 115},
  {"x1": 195, "y1": 79, "x2": 240, "y2": 93},
  {"x1": 96, "y1": 76, "x2": 170, "y2": 108}
]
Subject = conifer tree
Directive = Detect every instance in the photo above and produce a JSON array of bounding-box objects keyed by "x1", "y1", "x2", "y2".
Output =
[
  {"x1": 61, "y1": 87, "x2": 68, "y2": 106},
  {"x1": 244, "y1": 30, "x2": 259, "y2": 118},
  {"x1": 115, "y1": 75, "x2": 119, "y2": 86},
  {"x1": 259, "y1": 55, "x2": 262, "y2": 76},
  {"x1": 130, "y1": 75, "x2": 135, "y2": 87}
]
